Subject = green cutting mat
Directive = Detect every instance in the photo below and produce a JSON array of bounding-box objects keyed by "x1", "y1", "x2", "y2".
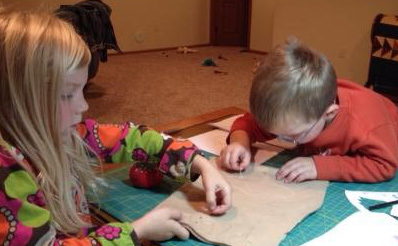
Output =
[
  {"x1": 91, "y1": 151, "x2": 398, "y2": 246},
  {"x1": 91, "y1": 152, "x2": 214, "y2": 246},
  {"x1": 263, "y1": 150, "x2": 398, "y2": 245}
]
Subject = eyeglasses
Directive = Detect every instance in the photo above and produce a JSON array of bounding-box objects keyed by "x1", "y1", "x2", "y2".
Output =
[{"x1": 277, "y1": 117, "x2": 321, "y2": 145}]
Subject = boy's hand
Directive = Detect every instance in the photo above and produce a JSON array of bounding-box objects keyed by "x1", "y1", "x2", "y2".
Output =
[
  {"x1": 220, "y1": 142, "x2": 251, "y2": 171},
  {"x1": 192, "y1": 155, "x2": 232, "y2": 215},
  {"x1": 275, "y1": 157, "x2": 317, "y2": 183},
  {"x1": 132, "y1": 207, "x2": 189, "y2": 241}
]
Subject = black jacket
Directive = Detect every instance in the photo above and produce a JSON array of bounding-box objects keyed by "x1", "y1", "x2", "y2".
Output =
[{"x1": 55, "y1": 0, "x2": 122, "y2": 62}]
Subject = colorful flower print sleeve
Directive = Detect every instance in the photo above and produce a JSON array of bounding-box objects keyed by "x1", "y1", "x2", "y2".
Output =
[
  {"x1": 76, "y1": 119, "x2": 201, "y2": 181},
  {"x1": 0, "y1": 143, "x2": 140, "y2": 246}
]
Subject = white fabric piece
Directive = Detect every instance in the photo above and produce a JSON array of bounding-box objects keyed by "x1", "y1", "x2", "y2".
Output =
[
  {"x1": 345, "y1": 190, "x2": 398, "y2": 217},
  {"x1": 301, "y1": 211, "x2": 398, "y2": 246}
]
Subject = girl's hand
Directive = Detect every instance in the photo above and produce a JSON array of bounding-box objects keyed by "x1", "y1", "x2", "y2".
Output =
[
  {"x1": 192, "y1": 155, "x2": 232, "y2": 215},
  {"x1": 131, "y1": 207, "x2": 189, "y2": 241},
  {"x1": 275, "y1": 157, "x2": 317, "y2": 183}
]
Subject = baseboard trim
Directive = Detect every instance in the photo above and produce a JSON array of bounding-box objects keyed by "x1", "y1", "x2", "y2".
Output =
[
  {"x1": 109, "y1": 44, "x2": 211, "y2": 56},
  {"x1": 108, "y1": 45, "x2": 267, "y2": 56},
  {"x1": 246, "y1": 49, "x2": 268, "y2": 55}
]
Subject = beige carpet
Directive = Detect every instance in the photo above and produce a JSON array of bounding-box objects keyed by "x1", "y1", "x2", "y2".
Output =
[{"x1": 84, "y1": 46, "x2": 265, "y2": 127}]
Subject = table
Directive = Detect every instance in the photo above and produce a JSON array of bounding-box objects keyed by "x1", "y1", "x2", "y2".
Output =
[
  {"x1": 89, "y1": 106, "x2": 246, "y2": 244},
  {"x1": 89, "y1": 106, "x2": 398, "y2": 246}
]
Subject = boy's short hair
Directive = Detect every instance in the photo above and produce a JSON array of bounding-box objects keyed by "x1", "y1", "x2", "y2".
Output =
[{"x1": 250, "y1": 37, "x2": 337, "y2": 130}]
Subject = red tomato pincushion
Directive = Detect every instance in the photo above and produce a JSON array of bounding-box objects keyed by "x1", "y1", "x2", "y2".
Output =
[{"x1": 129, "y1": 163, "x2": 164, "y2": 189}]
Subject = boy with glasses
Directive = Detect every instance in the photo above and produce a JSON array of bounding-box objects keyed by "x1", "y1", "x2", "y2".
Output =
[{"x1": 220, "y1": 38, "x2": 398, "y2": 183}]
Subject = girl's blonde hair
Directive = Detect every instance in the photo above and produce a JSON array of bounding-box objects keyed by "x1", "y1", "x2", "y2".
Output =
[
  {"x1": 0, "y1": 10, "x2": 96, "y2": 233},
  {"x1": 250, "y1": 37, "x2": 337, "y2": 130}
]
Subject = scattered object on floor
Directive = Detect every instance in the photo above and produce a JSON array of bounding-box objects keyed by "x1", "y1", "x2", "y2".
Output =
[
  {"x1": 161, "y1": 51, "x2": 169, "y2": 57},
  {"x1": 253, "y1": 61, "x2": 261, "y2": 73},
  {"x1": 177, "y1": 46, "x2": 198, "y2": 54},
  {"x1": 202, "y1": 58, "x2": 217, "y2": 66},
  {"x1": 218, "y1": 54, "x2": 228, "y2": 60},
  {"x1": 214, "y1": 69, "x2": 228, "y2": 75}
]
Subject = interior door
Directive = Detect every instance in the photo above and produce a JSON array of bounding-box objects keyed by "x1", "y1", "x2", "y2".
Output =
[{"x1": 211, "y1": 0, "x2": 250, "y2": 47}]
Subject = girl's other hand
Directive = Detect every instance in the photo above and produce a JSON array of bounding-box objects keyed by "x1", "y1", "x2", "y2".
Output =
[{"x1": 131, "y1": 207, "x2": 189, "y2": 241}]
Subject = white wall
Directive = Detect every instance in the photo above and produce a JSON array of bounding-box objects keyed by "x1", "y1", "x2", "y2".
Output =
[
  {"x1": 272, "y1": 0, "x2": 398, "y2": 84},
  {"x1": 5, "y1": 0, "x2": 396, "y2": 84},
  {"x1": 249, "y1": 0, "x2": 277, "y2": 52},
  {"x1": 105, "y1": 0, "x2": 210, "y2": 51},
  {"x1": 1, "y1": 0, "x2": 210, "y2": 52}
]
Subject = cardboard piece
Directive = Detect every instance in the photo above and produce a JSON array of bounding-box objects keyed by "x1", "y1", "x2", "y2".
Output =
[{"x1": 157, "y1": 158, "x2": 328, "y2": 246}]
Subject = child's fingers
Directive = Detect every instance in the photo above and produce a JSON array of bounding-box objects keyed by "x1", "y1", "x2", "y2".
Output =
[
  {"x1": 240, "y1": 152, "x2": 251, "y2": 170},
  {"x1": 211, "y1": 204, "x2": 230, "y2": 215},
  {"x1": 211, "y1": 187, "x2": 232, "y2": 215},
  {"x1": 220, "y1": 150, "x2": 229, "y2": 166},
  {"x1": 277, "y1": 159, "x2": 315, "y2": 183},
  {"x1": 230, "y1": 151, "x2": 244, "y2": 170},
  {"x1": 221, "y1": 150, "x2": 239, "y2": 171},
  {"x1": 206, "y1": 183, "x2": 232, "y2": 214},
  {"x1": 292, "y1": 164, "x2": 316, "y2": 182},
  {"x1": 205, "y1": 187, "x2": 217, "y2": 211},
  {"x1": 230, "y1": 150, "x2": 240, "y2": 165},
  {"x1": 165, "y1": 208, "x2": 183, "y2": 221},
  {"x1": 293, "y1": 172, "x2": 310, "y2": 183},
  {"x1": 275, "y1": 158, "x2": 298, "y2": 180},
  {"x1": 283, "y1": 167, "x2": 303, "y2": 183},
  {"x1": 231, "y1": 149, "x2": 251, "y2": 171},
  {"x1": 169, "y1": 220, "x2": 189, "y2": 240}
]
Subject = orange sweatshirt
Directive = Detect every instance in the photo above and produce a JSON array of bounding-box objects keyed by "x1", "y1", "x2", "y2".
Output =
[{"x1": 230, "y1": 79, "x2": 398, "y2": 182}]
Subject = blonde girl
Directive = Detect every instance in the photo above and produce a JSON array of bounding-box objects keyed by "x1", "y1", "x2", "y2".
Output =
[{"x1": 0, "y1": 10, "x2": 231, "y2": 246}]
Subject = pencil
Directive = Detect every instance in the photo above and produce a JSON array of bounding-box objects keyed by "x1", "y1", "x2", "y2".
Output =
[{"x1": 368, "y1": 199, "x2": 398, "y2": 211}]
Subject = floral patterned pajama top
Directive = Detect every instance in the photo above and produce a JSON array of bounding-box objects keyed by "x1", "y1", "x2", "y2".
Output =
[{"x1": 0, "y1": 119, "x2": 201, "y2": 246}]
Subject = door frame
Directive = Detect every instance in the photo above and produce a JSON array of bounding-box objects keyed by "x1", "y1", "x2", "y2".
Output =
[{"x1": 210, "y1": 0, "x2": 252, "y2": 48}]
